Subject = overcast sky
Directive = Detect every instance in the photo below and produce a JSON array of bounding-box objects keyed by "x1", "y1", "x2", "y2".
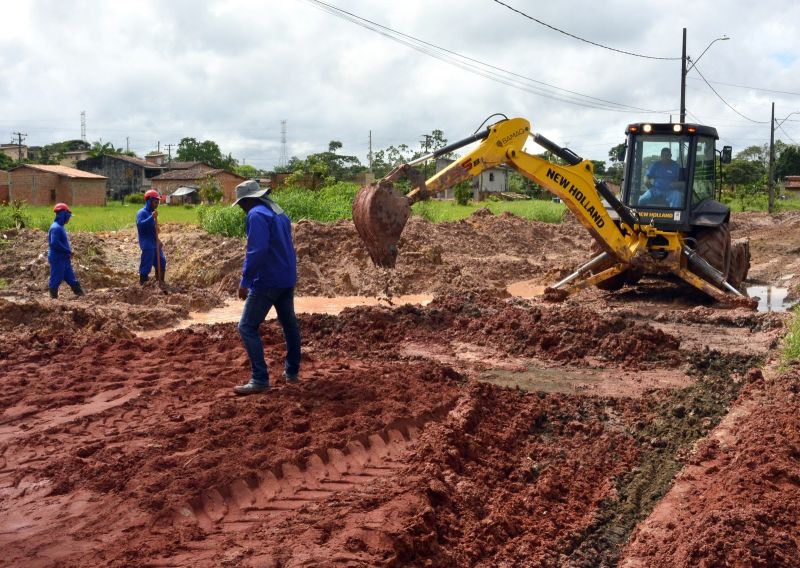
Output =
[{"x1": 2, "y1": 0, "x2": 799, "y2": 171}]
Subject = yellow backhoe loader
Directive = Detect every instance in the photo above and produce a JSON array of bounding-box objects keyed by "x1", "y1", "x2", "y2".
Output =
[{"x1": 352, "y1": 115, "x2": 750, "y2": 304}]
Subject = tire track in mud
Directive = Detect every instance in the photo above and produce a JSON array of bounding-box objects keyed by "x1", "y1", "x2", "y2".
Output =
[{"x1": 174, "y1": 411, "x2": 446, "y2": 534}]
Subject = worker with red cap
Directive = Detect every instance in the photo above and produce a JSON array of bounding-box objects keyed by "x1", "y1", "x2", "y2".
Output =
[
  {"x1": 136, "y1": 189, "x2": 166, "y2": 286},
  {"x1": 48, "y1": 203, "x2": 84, "y2": 298}
]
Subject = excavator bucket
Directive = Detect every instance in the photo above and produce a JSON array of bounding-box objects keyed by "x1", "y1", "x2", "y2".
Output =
[{"x1": 352, "y1": 181, "x2": 411, "y2": 268}]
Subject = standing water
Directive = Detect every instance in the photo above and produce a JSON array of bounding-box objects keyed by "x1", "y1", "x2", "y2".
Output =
[
  {"x1": 746, "y1": 286, "x2": 795, "y2": 313},
  {"x1": 136, "y1": 294, "x2": 434, "y2": 338}
]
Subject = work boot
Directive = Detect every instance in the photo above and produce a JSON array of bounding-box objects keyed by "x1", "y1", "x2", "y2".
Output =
[
  {"x1": 139, "y1": 274, "x2": 149, "y2": 286},
  {"x1": 233, "y1": 380, "x2": 270, "y2": 396},
  {"x1": 49, "y1": 287, "x2": 58, "y2": 299},
  {"x1": 70, "y1": 283, "x2": 85, "y2": 297},
  {"x1": 283, "y1": 372, "x2": 299, "y2": 384}
]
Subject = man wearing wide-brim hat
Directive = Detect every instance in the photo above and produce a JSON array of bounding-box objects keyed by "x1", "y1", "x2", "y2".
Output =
[{"x1": 231, "y1": 179, "x2": 301, "y2": 395}]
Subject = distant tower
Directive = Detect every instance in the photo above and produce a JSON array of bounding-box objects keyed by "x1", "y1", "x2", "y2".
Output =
[
  {"x1": 80, "y1": 111, "x2": 86, "y2": 142},
  {"x1": 278, "y1": 120, "x2": 288, "y2": 168}
]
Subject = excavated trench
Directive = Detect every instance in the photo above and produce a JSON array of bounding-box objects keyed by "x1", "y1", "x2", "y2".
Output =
[{"x1": 1, "y1": 211, "x2": 798, "y2": 566}]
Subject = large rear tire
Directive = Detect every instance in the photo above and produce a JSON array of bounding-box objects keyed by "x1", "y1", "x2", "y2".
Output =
[
  {"x1": 692, "y1": 223, "x2": 731, "y2": 284},
  {"x1": 728, "y1": 238, "x2": 751, "y2": 289}
]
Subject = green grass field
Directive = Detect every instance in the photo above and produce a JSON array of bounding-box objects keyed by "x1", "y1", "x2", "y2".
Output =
[
  {"x1": 19, "y1": 201, "x2": 199, "y2": 232},
  {"x1": 412, "y1": 199, "x2": 566, "y2": 224},
  {"x1": 3, "y1": 184, "x2": 566, "y2": 235},
  {"x1": 722, "y1": 194, "x2": 800, "y2": 213}
]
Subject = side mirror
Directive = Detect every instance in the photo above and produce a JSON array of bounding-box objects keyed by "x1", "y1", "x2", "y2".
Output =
[
  {"x1": 721, "y1": 145, "x2": 732, "y2": 164},
  {"x1": 616, "y1": 144, "x2": 626, "y2": 162}
]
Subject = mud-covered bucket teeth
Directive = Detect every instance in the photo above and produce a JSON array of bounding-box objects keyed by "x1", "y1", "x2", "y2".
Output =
[{"x1": 352, "y1": 182, "x2": 412, "y2": 268}]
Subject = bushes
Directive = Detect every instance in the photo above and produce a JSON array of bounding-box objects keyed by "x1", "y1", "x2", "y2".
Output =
[
  {"x1": 0, "y1": 201, "x2": 32, "y2": 230},
  {"x1": 197, "y1": 183, "x2": 359, "y2": 237},
  {"x1": 126, "y1": 193, "x2": 144, "y2": 204},
  {"x1": 782, "y1": 306, "x2": 800, "y2": 366},
  {"x1": 272, "y1": 182, "x2": 358, "y2": 222},
  {"x1": 453, "y1": 182, "x2": 473, "y2": 206},
  {"x1": 198, "y1": 204, "x2": 246, "y2": 237}
]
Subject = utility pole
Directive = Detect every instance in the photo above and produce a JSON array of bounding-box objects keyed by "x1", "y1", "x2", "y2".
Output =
[
  {"x1": 12, "y1": 132, "x2": 26, "y2": 162},
  {"x1": 680, "y1": 31, "x2": 729, "y2": 124},
  {"x1": 680, "y1": 28, "x2": 687, "y2": 123},
  {"x1": 126, "y1": 137, "x2": 130, "y2": 153},
  {"x1": 768, "y1": 102, "x2": 775, "y2": 214},
  {"x1": 80, "y1": 111, "x2": 86, "y2": 142},
  {"x1": 368, "y1": 130, "x2": 373, "y2": 172},
  {"x1": 420, "y1": 134, "x2": 432, "y2": 177},
  {"x1": 164, "y1": 143, "x2": 174, "y2": 162}
]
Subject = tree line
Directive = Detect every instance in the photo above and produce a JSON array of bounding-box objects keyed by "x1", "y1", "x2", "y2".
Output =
[{"x1": 4, "y1": 131, "x2": 799, "y2": 204}]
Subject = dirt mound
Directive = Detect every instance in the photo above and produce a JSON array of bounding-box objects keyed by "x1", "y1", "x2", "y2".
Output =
[
  {"x1": 0, "y1": 297, "x2": 135, "y2": 358},
  {"x1": 0, "y1": 228, "x2": 131, "y2": 293},
  {"x1": 292, "y1": 213, "x2": 589, "y2": 297},
  {"x1": 621, "y1": 366, "x2": 800, "y2": 566},
  {"x1": 392, "y1": 380, "x2": 640, "y2": 565},
  {"x1": 302, "y1": 291, "x2": 682, "y2": 369}
]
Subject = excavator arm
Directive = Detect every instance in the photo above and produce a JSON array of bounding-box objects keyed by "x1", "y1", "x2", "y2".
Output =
[{"x1": 353, "y1": 116, "x2": 744, "y2": 302}]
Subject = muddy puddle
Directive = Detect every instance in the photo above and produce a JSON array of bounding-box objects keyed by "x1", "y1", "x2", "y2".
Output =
[
  {"x1": 136, "y1": 280, "x2": 550, "y2": 338},
  {"x1": 747, "y1": 285, "x2": 796, "y2": 312},
  {"x1": 135, "y1": 293, "x2": 435, "y2": 338},
  {"x1": 506, "y1": 279, "x2": 546, "y2": 298}
]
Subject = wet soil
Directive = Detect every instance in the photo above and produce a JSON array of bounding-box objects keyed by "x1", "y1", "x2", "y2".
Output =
[{"x1": 1, "y1": 209, "x2": 799, "y2": 567}]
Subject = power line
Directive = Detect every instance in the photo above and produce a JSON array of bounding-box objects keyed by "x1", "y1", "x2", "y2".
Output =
[
  {"x1": 686, "y1": 76, "x2": 800, "y2": 97},
  {"x1": 777, "y1": 123, "x2": 797, "y2": 145},
  {"x1": 691, "y1": 65, "x2": 769, "y2": 124},
  {"x1": 491, "y1": 0, "x2": 680, "y2": 61},
  {"x1": 303, "y1": 0, "x2": 677, "y2": 115}
]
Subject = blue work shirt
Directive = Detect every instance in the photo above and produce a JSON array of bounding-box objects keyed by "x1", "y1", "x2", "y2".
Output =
[
  {"x1": 48, "y1": 211, "x2": 72, "y2": 261},
  {"x1": 136, "y1": 201, "x2": 158, "y2": 250},
  {"x1": 646, "y1": 160, "x2": 681, "y2": 193},
  {"x1": 240, "y1": 201, "x2": 297, "y2": 290}
]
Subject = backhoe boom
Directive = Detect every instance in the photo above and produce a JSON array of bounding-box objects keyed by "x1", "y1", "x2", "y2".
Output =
[{"x1": 352, "y1": 116, "x2": 746, "y2": 304}]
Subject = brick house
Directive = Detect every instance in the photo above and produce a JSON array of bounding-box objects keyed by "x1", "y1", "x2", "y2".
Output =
[
  {"x1": 784, "y1": 176, "x2": 800, "y2": 198},
  {"x1": 0, "y1": 170, "x2": 8, "y2": 203},
  {"x1": 151, "y1": 166, "x2": 246, "y2": 203},
  {"x1": 9, "y1": 165, "x2": 107, "y2": 206},
  {"x1": 77, "y1": 154, "x2": 165, "y2": 200}
]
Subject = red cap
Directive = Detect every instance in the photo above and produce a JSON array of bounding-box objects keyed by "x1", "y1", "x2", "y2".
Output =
[
  {"x1": 53, "y1": 203, "x2": 72, "y2": 213},
  {"x1": 144, "y1": 190, "x2": 164, "y2": 201}
]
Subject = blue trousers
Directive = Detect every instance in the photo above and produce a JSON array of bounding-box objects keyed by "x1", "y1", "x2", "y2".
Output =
[
  {"x1": 139, "y1": 248, "x2": 167, "y2": 278},
  {"x1": 238, "y1": 287, "x2": 301, "y2": 386},
  {"x1": 49, "y1": 257, "x2": 78, "y2": 290}
]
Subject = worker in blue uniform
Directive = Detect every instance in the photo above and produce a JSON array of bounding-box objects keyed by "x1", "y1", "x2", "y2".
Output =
[
  {"x1": 48, "y1": 203, "x2": 84, "y2": 299},
  {"x1": 136, "y1": 189, "x2": 166, "y2": 286},
  {"x1": 230, "y1": 180, "x2": 301, "y2": 395}
]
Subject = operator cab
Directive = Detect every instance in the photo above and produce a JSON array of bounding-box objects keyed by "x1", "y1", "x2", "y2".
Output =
[{"x1": 620, "y1": 123, "x2": 732, "y2": 232}]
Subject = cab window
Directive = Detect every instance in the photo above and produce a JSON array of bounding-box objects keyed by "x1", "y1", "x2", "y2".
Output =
[
  {"x1": 626, "y1": 135, "x2": 689, "y2": 209},
  {"x1": 692, "y1": 137, "x2": 716, "y2": 205}
]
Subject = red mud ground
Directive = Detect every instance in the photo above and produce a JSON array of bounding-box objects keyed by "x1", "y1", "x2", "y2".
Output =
[{"x1": 1, "y1": 209, "x2": 799, "y2": 567}]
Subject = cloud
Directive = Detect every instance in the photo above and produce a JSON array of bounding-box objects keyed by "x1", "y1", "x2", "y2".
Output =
[{"x1": 1, "y1": 0, "x2": 798, "y2": 169}]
